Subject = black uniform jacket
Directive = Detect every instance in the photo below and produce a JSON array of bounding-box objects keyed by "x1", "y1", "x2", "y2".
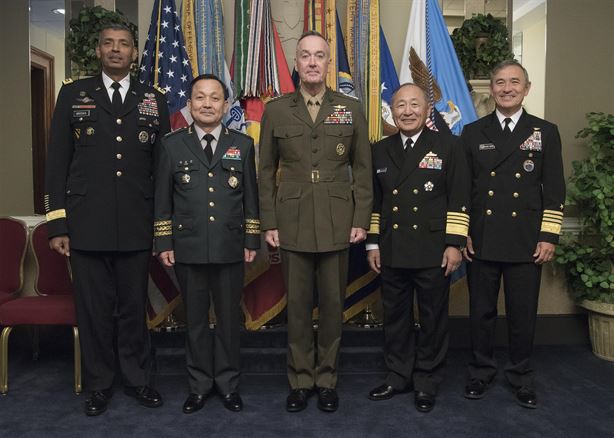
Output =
[
  {"x1": 45, "y1": 75, "x2": 170, "y2": 251},
  {"x1": 461, "y1": 110, "x2": 565, "y2": 263},
  {"x1": 367, "y1": 129, "x2": 470, "y2": 269},
  {"x1": 153, "y1": 125, "x2": 260, "y2": 264}
]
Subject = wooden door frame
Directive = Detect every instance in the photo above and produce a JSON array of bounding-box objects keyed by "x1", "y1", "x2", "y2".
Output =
[{"x1": 30, "y1": 47, "x2": 55, "y2": 214}]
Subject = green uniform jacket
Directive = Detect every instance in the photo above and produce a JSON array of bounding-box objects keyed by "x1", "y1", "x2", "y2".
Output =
[
  {"x1": 258, "y1": 88, "x2": 373, "y2": 253},
  {"x1": 154, "y1": 125, "x2": 260, "y2": 264}
]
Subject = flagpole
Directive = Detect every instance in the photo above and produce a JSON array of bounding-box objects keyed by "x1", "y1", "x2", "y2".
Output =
[{"x1": 153, "y1": 0, "x2": 163, "y2": 85}]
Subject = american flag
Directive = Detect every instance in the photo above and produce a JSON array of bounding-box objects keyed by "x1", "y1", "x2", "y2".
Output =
[{"x1": 139, "y1": 0, "x2": 194, "y2": 115}]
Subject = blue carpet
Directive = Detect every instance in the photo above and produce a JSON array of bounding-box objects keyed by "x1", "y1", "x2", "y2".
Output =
[{"x1": 0, "y1": 330, "x2": 613, "y2": 437}]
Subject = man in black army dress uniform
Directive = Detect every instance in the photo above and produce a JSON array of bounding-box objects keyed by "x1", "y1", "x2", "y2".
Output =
[
  {"x1": 45, "y1": 24, "x2": 170, "y2": 416},
  {"x1": 461, "y1": 60, "x2": 565, "y2": 409},
  {"x1": 154, "y1": 74, "x2": 260, "y2": 414}
]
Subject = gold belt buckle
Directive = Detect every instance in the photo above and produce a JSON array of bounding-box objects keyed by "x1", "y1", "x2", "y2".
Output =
[{"x1": 311, "y1": 170, "x2": 320, "y2": 183}]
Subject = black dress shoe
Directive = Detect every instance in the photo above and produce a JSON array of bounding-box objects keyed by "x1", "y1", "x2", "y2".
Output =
[
  {"x1": 286, "y1": 388, "x2": 313, "y2": 412},
  {"x1": 84, "y1": 389, "x2": 111, "y2": 416},
  {"x1": 516, "y1": 387, "x2": 537, "y2": 409},
  {"x1": 317, "y1": 388, "x2": 339, "y2": 413},
  {"x1": 183, "y1": 393, "x2": 207, "y2": 414},
  {"x1": 124, "y1": 385, "x2": 163, "y2": 408},
  {"x1": 368, "y1": 384, "x2": 411, "y2": 401},
  {"x1": 414, "y1": 391, "x2": 435, "y2": 413},
  {"x1": 464, "y1": 379, "x2": 488, "y2": 400},
  {"x1": 222, "y1": 392, "x2": 243, "y2": 412}
]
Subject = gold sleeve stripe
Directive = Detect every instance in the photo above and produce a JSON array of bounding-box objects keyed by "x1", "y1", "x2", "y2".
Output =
[
  {"x1": 446, "y1": 223, "x2": 469, "y2": 237},
  {"x1": 245, "y1": 229, "x2": 261, "y2": 235},
  {"x1": 154, "y1": 230, "x2": 172, "y2": 237},
  {"x1": 447, "y1": 212, "x2": 470, "y2": 224},
  {"x1": 245, "y1": 219, "x2": 260, "y2": 224},
  {"x1": 245, "y1": 218, "x2": 261, "y2": 235},
  {"x1": 543, "y1": 209, "x2": 564, "y2": 217},
  {"x1": 154, "y1": 220, "x2": 172, "y2": 226},
  {"x1": 46, "y1": 209, "x2": 66, "y2": 221},
  {"x1": 154, "y1": 219, "x2": 172, "y2": 238},
  {"x1": 541, "y1": 222, "x2": 562, "y2": 235},
  {"x1": 369, "y1": 213, "x2": 380, "y2": 234}
]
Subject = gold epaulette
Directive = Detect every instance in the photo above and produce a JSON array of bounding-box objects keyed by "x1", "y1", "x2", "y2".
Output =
[
  {"x1": 62, "y1": 78, "x2": 73, "y2": 85},
  {"x1": 46, "y1": 209, "x2": 66, "y2": 222},
  {"x1": 154, "y1": 84, "x2": 166, "y2": 95},
  {"x1": 446, "y1": 210, "x2": 470, "y2": 237},
  {"x1": 540, "y1": 209, "x2": 564, "y2": 235},
  {"x1": 245, "y1": 218, "x2": 261, "y2": 235},
  {"x1": 154, "y1": 219, "x2": 172, "y2": 237},
  {"x1": 368, "y1": 213, "x2": 380, "y2": 235}
]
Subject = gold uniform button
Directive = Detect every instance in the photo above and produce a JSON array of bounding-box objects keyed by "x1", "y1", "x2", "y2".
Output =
[
  {"x1": 412, "y1": 224, "x2": 418, "y2": 230},
  {"x1": 413, "y1": 206, "x2": 418, "y2": 212},
  {"x1": 490, "y1": 171, "x2": 496, "y2": 177},
  {"x1": 486, "y1": 209, "x2": 492, "y2": 215},
  {"x1": 392, "y1": 224, "x2": 399, "y2": 230},
  {"x1": 488, "y1": 190, "x2": 494, "y2": 197},
  {"x1": 209, "y1": 216, "x2": 215, "y2": 222},
  {"x1": 513, "y1": 192, "x2": 519, "y2": 198},
  {"x1": 515, "y1": 173, "x2": 521, "y2": 179},
  {"x1": 392, "y1": 206, "x2": 399, "y2": 212},
  {"x1": 116, "y1": 136, "x2": 122, "y2": 142},
  {"x1": 116, "y1": 154, "x2": 122, "y2": 160},
  {"x1": 512, "y1": 212, "x2": 517, "y2": 217},
  {"x1": 413, "y1": 189, "x2": 419, "y2": 195},
  {"x1": 208, "y1": 187, "x2": 215, "y2": 192},
  {"x1": 116, "y1": 171, "x2": 122, "y2": 177},
  {"x1": 392, "y1": 189, "x2": 398, "y2": 195},
  {"x1": 208, "y1": 172, "x2": 214, "y2": 177},
  {"x1": 116, "y1": 118, "x2": 122, "y2": 125},
  {"x1": 209, "y1": 201, "x2": 215, "y2": 207}
]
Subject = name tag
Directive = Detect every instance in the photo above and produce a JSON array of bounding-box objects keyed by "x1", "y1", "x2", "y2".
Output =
[
  {"x1": 479, "y1": 143, "x2": 495, "y2": 151},
  {"x1": 376, "y1": 167, "x2": 387, "y2": 174}
]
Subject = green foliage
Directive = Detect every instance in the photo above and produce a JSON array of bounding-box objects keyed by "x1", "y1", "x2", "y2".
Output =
[
  {"x1": 555, "y1": 113, "x2": 614, "y2": 303},
  {"x1": 451, "y1": 13, "x2": 514, "y2": 80},
  {"x1": 66, "y1": 6, "x2": 138, "y2": 78}
]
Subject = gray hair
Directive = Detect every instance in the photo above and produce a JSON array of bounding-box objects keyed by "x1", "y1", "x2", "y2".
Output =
[{"x1": 490, "y1": 60, "x2": 530, "y2": 84}]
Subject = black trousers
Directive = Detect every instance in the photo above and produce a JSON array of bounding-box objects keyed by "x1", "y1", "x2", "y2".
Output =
[
  {"x1": 467, "y1": 258, "x2": 542, "y2": 388},
  {"x1": 70, "y1": 249, "x2": 151, "y2": 391},
  {"x1": 380, "y1": 265, "x2": 450, "y2": 395},
  {"x1": 174, "y1": 262, "x2": 244, "y2": 395}
]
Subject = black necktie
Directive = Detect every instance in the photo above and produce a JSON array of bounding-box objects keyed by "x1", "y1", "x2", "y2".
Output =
[
  {"x1": 503, "y1": 117, "x2": 512, "y2": 137},
  {"x1": 111, "y1": 82, "x2": 122, "y2": 114},
  {"x1": 203, "y1": 133, "x2": 214, "y2": 162},
  {"x1": 404, "y1": 137, "x2": 413, "y2": 152}
]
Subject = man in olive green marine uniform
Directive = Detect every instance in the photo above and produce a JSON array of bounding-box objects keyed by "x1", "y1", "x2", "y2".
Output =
[{"x1": 258, "y1": 31, "x2": 373, "y2": 413}]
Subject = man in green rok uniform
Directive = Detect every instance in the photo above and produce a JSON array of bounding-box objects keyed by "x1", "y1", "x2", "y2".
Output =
[
  {"x1": 154, "y1": 74, "x2": 260, "y2": 414},
  {"x1": 258, "y1": 31, "x2": 373, "y2": 413},
  {"x1": 45, "y1": 24, "x2": 169, "y2": 416}
]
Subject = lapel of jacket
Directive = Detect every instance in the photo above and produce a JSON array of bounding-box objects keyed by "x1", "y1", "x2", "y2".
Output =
[
  {"x1": 290, "y1": 89, "x2": 314, "y2": 128},
  {"x1": 312, "y1": 88, "x2": 334, "y2": 128},
  {"x1": 120, "y1": 80, "x2": 140, "y2": 117},
  {"x1": 385, "y1": 133, "x2": 406, "y2": 171},
  {"x1": 183, "y1": 125, "x2": 209, "y2": 167},
  {"x1": 395, "y1": 129, "x2": 432, "y2": 187},
  {"x1": 210, "y1": 126, "x2": 232, "y2": 168},
  {"x1": 492, "y1": 110, "x2": 531, "y2": 168},
  {"x1": 92, "y1": 75, "x2": 113, "y2": 115}
]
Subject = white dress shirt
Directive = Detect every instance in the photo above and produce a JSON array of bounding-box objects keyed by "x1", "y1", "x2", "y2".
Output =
[{"x1": 101, "y1": 72, "x2": 131, "y2": 103}]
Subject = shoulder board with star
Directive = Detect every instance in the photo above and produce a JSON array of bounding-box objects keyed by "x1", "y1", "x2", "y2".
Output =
[
  {"x1": 228, "y1": 128, "x2": 252, "y2": 140},
  {"x1": 164, "y1": 127, "x2": 188, "y2": 138},
  {"x1": 62, "y1": 77, "x2": 74, "y2": 86},
  {"x1": 154, "y1": 84, "x2": 166, "y2": 95}
]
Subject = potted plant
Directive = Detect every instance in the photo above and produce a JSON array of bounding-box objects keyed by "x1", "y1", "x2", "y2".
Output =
[
  {"x1": 451, "y1": 13, "x2": 514, "y2": 80},
  {"x1": 67, "y1": 6, "x2": 138, "y2": 78},
  {"x1": 555, "y1": 112, "x2": 614, "y2": 361}
]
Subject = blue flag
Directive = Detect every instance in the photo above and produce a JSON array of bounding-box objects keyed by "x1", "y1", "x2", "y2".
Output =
[
  {"x1": 380, "y1": 26, "x2": 400, "y2": 134},
  {"x1": 139, "y1": 0, "x2": 194, "y2": 115},
  {"x1": 399, "y1": 0, "x2": 477, "y2": 136}
]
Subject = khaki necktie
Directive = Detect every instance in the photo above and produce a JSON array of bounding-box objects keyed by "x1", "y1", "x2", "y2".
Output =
[{"x1": 307, "y1": 99, "x2": 320, "y2": 122}]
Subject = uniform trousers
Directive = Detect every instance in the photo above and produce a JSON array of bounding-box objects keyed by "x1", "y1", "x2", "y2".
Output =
[
  {"x1": 70, "y1": 249, "x2": 151, "y2": 391},
  {"x1": 174, "y1": 262, "x2": 243, "y2": 395},
  {"x1": 380, "y1": 265, "x2": 450, "y2": 395},
  {"x1": 280, "y1": 249, "x2": 348, "y2": 390},
  {"x1": 467, "y1": 258, "x2": 542, "y2": 388}
]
